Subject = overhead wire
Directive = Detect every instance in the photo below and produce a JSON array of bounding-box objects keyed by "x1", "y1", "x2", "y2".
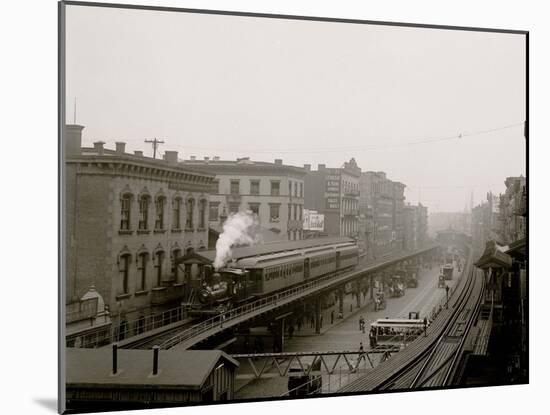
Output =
[{"x1": 87, "y1": 121, "x2": 524, "y2": 155}]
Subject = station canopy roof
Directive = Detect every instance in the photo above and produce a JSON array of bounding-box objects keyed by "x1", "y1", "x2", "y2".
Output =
[{"x1": 475, "y1": 240, "x2": 513, "y2": 269}]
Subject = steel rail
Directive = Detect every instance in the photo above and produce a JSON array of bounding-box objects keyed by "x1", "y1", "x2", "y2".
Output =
[
  {"x1": 346, "y1": 244, "x2": 477, "y2": 392},
  {"x1": 377, "y1": 246, "x2": 484, "y2": 391},
  {"x1": 407, "y1": 264, "x2": 477, "y2": 388},
  {"x1": 440, "y1": 269, "x2": 485, "y2": 386}
]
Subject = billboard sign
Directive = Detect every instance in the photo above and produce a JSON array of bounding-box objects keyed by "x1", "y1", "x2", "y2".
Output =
[
  {"x1": 325, "y1": 172, "x2": 341, "y2": 210},
  {"x1": 325, "y1": 197, "x2": 340, "y2": 210},
  {"x1": 303, "y1": 209, "x2": 325, "y2": 231}
]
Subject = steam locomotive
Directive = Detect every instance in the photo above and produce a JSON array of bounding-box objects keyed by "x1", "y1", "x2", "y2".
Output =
[{"x1": 180, "y1": 238, "x2": 359, "y2": 314}]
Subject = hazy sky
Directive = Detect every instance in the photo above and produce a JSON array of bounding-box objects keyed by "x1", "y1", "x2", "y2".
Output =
[{"x1": 65, "y1": 5, "x2": 526, "y2": 212}]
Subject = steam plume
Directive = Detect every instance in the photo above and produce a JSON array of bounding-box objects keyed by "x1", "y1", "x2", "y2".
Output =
[{"x1": 214, "y1": 211, "x2": 260, "y2": 269}]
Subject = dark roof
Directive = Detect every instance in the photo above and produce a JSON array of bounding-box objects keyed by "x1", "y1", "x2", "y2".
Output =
[
  {"x1": 179, "y1": 236, "x2": 354, "y2": 265},
  {"x1": 475, "y1": 240, "x2": 513, "y2": 269},
  {"x1": 505, "y1": 237, "x2": 526, "y2": 258},
  {"x1": 66, "y1": 348, "x2": 238, "y2": 389}
]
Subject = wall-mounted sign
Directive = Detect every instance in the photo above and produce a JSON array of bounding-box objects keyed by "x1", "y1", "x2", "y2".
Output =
[{"x1": 303, "y1": 209, "x2": 325, "y2": 231}]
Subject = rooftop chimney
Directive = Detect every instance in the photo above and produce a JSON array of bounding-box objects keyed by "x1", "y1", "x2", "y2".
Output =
[
  {"x1": 304, "y1": 164, "x2": 311, "y2": 172},
  {"x1": 190, "y1": 156, "x2": 196, "y2": 160},
  {"x1": 164, "y1": 150, "x2": 178, "y2": 164},
  {"x1": 112, "y1": 343, "x2": 118, "y2": 375},
  {"x1": 213, "y1": 156, "x2": 220, "y2": 161},
  {"x1": 204, "y1": 156, "x2": 210, "y2": 161},
  {"x1": 318, "y1": 164, "x2": 326, "y2": 171},
  {"x1": 274, "y1": 159, "x2": 283, "y2": 165},
  {"x1": 115, "y1": 142, "x2": 126, "y2": 155},
  {"x1": 134, "y1": 150, "x2": 143, "y2": 157},
  {"x1": 152, "y1": 345, "x2": 160, "y2": 375},
  {"x1": 64, "y1": 124, "x2": 84, "y2": 157},
  {"x1": 93, "y1": 141, "x2": 105, "y2": 155}
]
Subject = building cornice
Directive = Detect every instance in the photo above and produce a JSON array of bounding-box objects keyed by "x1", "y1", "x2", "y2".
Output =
[{"x1": 67, "y1": 156, "x2": 214, "y2": 192}]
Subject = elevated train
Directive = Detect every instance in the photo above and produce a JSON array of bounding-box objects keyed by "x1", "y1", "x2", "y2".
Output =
[{"x1": 178, "y1": 238, "x2": 360, "y2": 314}]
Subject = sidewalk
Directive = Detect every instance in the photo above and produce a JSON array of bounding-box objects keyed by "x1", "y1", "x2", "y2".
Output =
[{"x1": 291, "y1": 292, "x2": 373, "y2": 338}]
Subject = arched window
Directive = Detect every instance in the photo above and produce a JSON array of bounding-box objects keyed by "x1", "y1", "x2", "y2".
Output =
[
  {"x1": 172, "y1": 249, "x2": 182, "y2": 282},
  {"x1": 120, "y1": 193, "x2": 133, "y2": 230},
  {"x1": 119, "y1": 253, "x2": 131, "y2": 294},
  {"x1": 199, "y1": 199, "x2": 207, "y2": 229},
  {"x1": 138, "y1": 195, "x2": 150, "y2": 230},
  {"x1": 154, "y1": 250, "x2": 165, "y2": 287},
  {"x1": 136, "y1": 252, "x2": 149, "y2": 291},
  {"x1": 172, "y1": 197, "x2": 182, "y2": 229},
  {"x1": 154, "y1": 196, "x2": 166, "y2": 230},
  {"x1": 186, "y1": 199, "x2": 195, "y2": 229}
]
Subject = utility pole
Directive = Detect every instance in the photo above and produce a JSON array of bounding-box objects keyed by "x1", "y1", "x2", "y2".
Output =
[{"x1": 144, "y1": 138, "x2": 165, "y2": 159}]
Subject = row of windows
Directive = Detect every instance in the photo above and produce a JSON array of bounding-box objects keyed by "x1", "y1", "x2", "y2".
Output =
[
  {"x1": 120, "y1": 194, "x2": 207, "y2": 232},
  {"x1": 342, "y1": 180, "x2": 359, "y2": 195},
  {"x1": 288, "y1": 204, "x2": 303, "y2": 221},
  {"x1": 213, "y1": 179, "x2": 304, "y2": 197},
  {"x1": 265, "y1": 263, "x2": 304, "y2": 282},
  {"x1": 261, "y1": 250, "x2": 359, "y2": 282},
  {"x1": 340, "y1": 252, "x2": 358, "y2": 262},
  {"x1": 288, "y1": 180, "x2": 304, "y2": 198},
  {"x1": 208, "y1": 202, "x2": 303, "y2": 224},
  {"x1": 118, "y1": 249, "x2": 182, "y2": 295},
  {"x1": 311, "y1": 255, "x2": 336, "y2": 268}
]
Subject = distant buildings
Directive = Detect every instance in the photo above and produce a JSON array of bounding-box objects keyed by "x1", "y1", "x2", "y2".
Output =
[
  {"x1": 358, "y1": 171, "x2": 406, "y2": 257},
  {"x1": 403, "y1": 203, "x2": 429, "y2": 251},
  {"x1": 471, "y1": 177, "x2": 526, "y2": 257},
  {"x1": 499, "y1": 176, "x2": 526, "y2": 245},
  {"x1": 182, "y1": 157, "x2": 306, "y2": 242},
  {"x1": 471, "y1": 192, "x2": 501, "y2": 257},
  {"x1": 65, "y1": 124, "x2": 214, "y2": 341},
  {"x1": 304, "y1": 158, "x2": 361, "y2": 238},
  {"x1": 428, "y1": 211, "x2": 471, "y2": 237}
]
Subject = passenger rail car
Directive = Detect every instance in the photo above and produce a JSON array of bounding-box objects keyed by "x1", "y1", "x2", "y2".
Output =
[{"x1": 181, "y1": 239, "x2": 359, "y2": 313}]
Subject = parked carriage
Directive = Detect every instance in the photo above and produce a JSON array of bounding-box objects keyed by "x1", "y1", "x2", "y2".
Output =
[
  {"x1": 388, "y1": 275, "x2": 406, "y2": 298},
  {"x1": 374, "y1": 290, "x2": 387, "y2": 311}
]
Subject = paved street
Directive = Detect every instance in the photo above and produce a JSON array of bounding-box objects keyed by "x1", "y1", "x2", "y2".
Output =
[{"x1": 235, "y1": 261, "x2": 458, "y2": 399}]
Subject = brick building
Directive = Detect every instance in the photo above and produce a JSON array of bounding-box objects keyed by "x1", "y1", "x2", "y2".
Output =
[
  {"x1": 403, "y1": 203, "x2": 429, "y2": 251},
  {"x1": 471, "y1": 192, "x2": 501, "y2": 258},
  {"x1": 182, "y1": 157, "x2": 306, "y2": 242},
  {"x1": 64, "y1": 124, "x2": 214, "y2": 331},
  {"x1": 304, "y1": 158, "x2": 361, "y2": 238},
  {"x1": 499, "y1": 176, "x2": 526, "y2": 245},
  {"x1": 359, "y1": 171, "x2": 406, "y2": 257}
]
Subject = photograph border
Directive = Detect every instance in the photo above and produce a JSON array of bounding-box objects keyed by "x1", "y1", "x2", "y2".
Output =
[{"x1": 58, "y1": 1, "x2": 529, "y2": 413}]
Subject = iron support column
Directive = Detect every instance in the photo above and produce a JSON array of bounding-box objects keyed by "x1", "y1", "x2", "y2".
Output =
[{"x1": 314, "y1": 296, "x2": 322, "y2": 334}]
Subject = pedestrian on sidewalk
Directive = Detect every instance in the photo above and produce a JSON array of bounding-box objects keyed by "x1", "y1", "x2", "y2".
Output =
[{"x1": 331, "y1": 310, "x2": 335, "y2": 325}]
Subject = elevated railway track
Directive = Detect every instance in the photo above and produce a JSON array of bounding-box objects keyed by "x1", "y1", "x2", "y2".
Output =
[
  {"x1": 158, "y1": 245, "x2": 438, "y2": 350},
  {"x1": 340, "y1": 244, "x2": 484, "y2": 392}
]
